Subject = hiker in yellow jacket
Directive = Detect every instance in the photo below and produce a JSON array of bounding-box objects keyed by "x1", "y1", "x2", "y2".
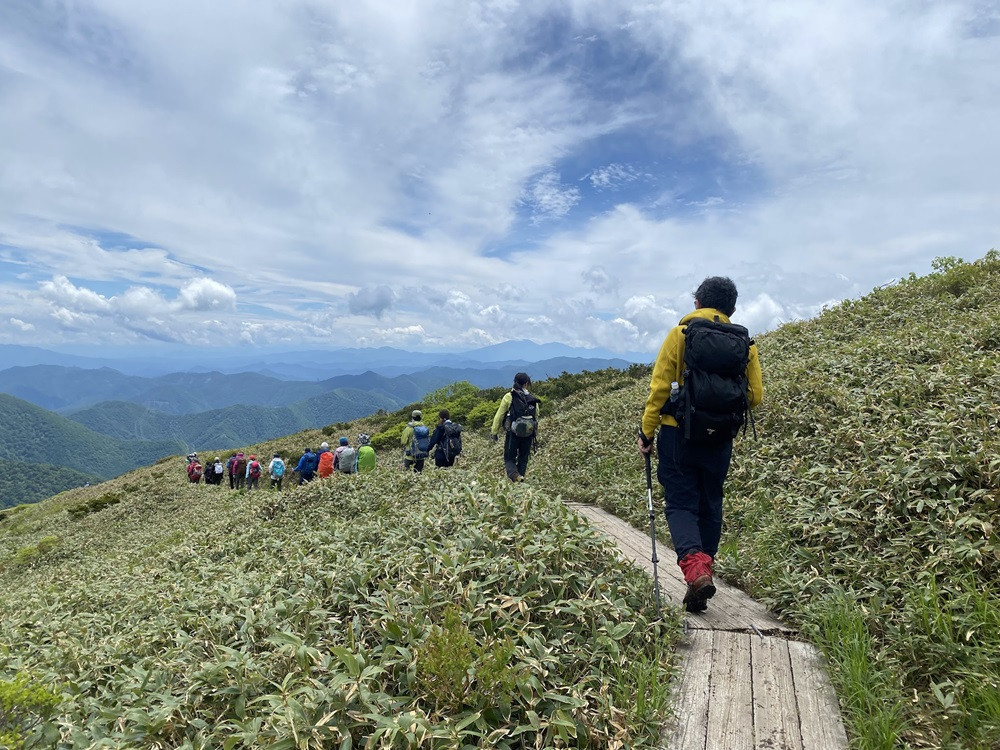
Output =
[
  {"x1": 492, "y1": 372, "x2": 540, "y2": 481},
  {"x1": 637, "y1": 276, "x2": 763, "y2": 613}
]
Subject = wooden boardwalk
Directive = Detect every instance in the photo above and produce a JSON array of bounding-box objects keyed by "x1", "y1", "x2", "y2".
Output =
[{"x1": 567, "y1": 503, "x2": 849, "y2": 750}]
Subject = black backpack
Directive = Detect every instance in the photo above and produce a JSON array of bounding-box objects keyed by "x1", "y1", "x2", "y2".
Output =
[
  {"x1": 441, "y1": 422, "x2": 463, "y2": 461},
  {"x1": 662, "y1": 317, "x2": 753, "y2": 444},
  {"x1": 506, "y1": 389, "x2": 539, "y2": 437}
]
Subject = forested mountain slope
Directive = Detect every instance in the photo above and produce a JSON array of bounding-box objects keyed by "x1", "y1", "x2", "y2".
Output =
[
  {"x1": 0, "y1": 459, "x2": 99, "y2": 510},
  {"x1": 0, "y1": 394, "x2": 182, "y2": 482},
  {"x1": 66, "y1": 386, "x2": 401, "y2": 449}
]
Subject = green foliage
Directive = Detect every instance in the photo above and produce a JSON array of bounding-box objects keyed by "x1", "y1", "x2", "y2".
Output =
[
  {"x1": 0, "y1": 673, "x2": 59, "y2": 749},
  {"x1": 67, "y1": 492, "x2": 123, "y2": 520},
  {"x1": 416, "y1": 606, "x2": 521, "y2": 714},
  {"x1": 0, "y1": 422, "x2": 680, "y2": 748},
  {"x1": 466, "y1": 398, "x2": 503, "y2": 430},
  {"x1": 530, "y1": 250, "x2": 1000, "y2": 749}
]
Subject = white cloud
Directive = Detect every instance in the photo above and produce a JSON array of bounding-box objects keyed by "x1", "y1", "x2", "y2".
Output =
[
  {"x1": 177, "y1": 278, "x2": 237, "y2": 312},
  {"x1": 39, "y1": 276, "x2": 111, "y2": 313},
  {"x1": 587, "y1": 163, "x2": 643, "y2": 190},
  {"x1": 0, "y1": 1, "x2": 996, "y2": 354},
  {"x1": 521, "y1": 171, "x2": 581, "y2": 223}
]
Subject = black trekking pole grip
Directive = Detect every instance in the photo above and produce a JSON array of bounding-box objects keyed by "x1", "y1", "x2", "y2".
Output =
[{"x1": 644, "y1": 450, "x2": 662, "y2": 619}]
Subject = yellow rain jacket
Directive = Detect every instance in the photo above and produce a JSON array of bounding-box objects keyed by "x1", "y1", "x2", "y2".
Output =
[{"x1": 641, "y1": 308, "x2": 763, "y2": 440}]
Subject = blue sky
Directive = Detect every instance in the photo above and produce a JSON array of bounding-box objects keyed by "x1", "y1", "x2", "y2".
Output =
[{"x1": 1, "y1": 0, "x2": 998, "y2": 355}]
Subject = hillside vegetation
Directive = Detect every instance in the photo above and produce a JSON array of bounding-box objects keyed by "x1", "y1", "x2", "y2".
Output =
[
  {"x1": 0, "y1": 402, "x2": 679, "y2": 747},
  {"x1": 530, "y1": 252, "x2": 1000, "y2": 749}
]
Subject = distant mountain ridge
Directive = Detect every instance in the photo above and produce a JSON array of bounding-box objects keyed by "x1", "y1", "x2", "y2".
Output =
[
  {"x1": 0, "y1": 341, "x2": 648, "y2": 379},
  {"x1": 0, "y1": 357, "x2": 634, "y2": 415}
]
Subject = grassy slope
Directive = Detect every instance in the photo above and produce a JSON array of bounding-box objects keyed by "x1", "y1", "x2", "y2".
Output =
[
  {"x1": 0, "y1": 419, "x2": 681, "y2": 748},
  {"x1": 532, "y1": 253, "x2": 1000, "y2": 750}
]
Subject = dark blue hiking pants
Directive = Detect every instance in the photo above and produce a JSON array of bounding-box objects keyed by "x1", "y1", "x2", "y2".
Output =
[
  {"x1": 656, "y1": 426, "x2": 733, "y2": 562},
  {"x1": 504, "y1": 432, "x2": 533, "y2": 479}
]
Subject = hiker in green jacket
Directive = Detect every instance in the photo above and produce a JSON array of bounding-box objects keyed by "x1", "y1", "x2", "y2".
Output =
[
  {"x1": 401, "y1": 410, "x2": 429, "y2": 472},
  {"x1": 491, "y1": 373, "x2": 540, "y2": 481}
]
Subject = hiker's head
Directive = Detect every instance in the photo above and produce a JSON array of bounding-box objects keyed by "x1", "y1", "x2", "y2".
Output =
[
  {"x1": 320, "y1": 441, "x2": 329, "y2": 450},
  {"x1": 694, "y1": 276, "x2": 738, "y2": 317},
  {"x1": 249, "y1": 455, "x2": 255, "y2": 460},
  {"x1": 339, "y1": 436, "x2": 349, "y2": 446},
  {"x1": 412, "y1": 409, "x2": 422, "y2": 420},
  {"x1": 273, "y1": 453, "x2": 280, "y2": 458},
  {"x1": 358, "y1": 433, "x2": 371, "y2": 446},
  {"x1": 438, "y1": 409, "x2": 450, "y2": 422},
  {"x1": 514, "y1": 372, "x2": 531, "y2": 390}
]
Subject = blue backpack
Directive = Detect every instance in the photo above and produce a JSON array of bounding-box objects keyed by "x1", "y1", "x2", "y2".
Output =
[
  {"x1": 272, "y1": 459, "x2": 285, "y2": 477},
  {"x1": 411, "y1": 424, "x2": 431, "y2": 459}
]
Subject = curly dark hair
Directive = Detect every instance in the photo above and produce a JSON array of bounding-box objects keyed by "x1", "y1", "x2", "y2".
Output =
[{"x1": 694, "y1": 276, "x2": 738, "y2": 316}]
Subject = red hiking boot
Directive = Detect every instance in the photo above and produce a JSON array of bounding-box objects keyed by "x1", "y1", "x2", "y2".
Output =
[{"x1": 679, "y1": 552, "x2": 716, "y2": 613}]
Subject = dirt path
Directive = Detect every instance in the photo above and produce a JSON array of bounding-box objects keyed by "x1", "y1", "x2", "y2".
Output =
[{"x1": 567, "y1": 502, "x2": 849, "y2": 750}]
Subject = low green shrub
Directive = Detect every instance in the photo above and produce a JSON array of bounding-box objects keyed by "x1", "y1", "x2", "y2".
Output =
[
  {"x1": 0, "y1": 673, "x2": 59, "y2": 749},
  {"x1": 67, "y1": 492, "x2": 122, "y2": 520}
]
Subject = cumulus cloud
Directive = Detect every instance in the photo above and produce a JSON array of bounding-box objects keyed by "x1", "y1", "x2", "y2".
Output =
[
  {"x1": 623, "y1": 295, "x2": 680, "y2": 337},
  {"x1": 177, "y1": 278, "x2": 237, "y2": 311},
  {"x1": 39, "y1": 276, "x2": 111, "y2": 313},
  {"x1": 32, "y1": 275, "x2": 239, "y2": 341},
  {"x1": 582, "y1": 266, "x2": 617, "y2": 295},
  {"x1": 347, "y1": 285, "x2": 395, "y2": 318},
  {"x1": 8, "y1": 317, "x2": 34, "y2": 332}
]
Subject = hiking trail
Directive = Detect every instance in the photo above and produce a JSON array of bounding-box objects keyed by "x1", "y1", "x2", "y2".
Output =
[{"x1": 567, "y1": 502, "x2": 849, "y2": 750}]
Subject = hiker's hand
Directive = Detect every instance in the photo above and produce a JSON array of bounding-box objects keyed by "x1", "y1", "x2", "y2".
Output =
[{"x1": 637, "y1": 431, "x2": 653, "y2": 455}]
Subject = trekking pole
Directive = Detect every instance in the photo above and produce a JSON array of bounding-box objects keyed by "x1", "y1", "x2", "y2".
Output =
[{"x1": 643, "y1": 448, "x2": 662, "y2": 619}]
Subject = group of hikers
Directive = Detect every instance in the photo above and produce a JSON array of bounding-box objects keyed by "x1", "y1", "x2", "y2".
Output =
[
  {"x1": 397, "y1": 380, "x2": 540, "y2": 484},
  {"x1": 290, "y1": 435, "x2": 377, "y2": 483},
  {"x1": 183, "y1": 275, "x2": 761, "y2": 617},
  {"x1": 184, "y1": 434, "x2": 377, "y2": 490}
]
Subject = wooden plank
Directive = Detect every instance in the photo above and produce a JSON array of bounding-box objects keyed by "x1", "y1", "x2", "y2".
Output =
[
  {"x1": 569, "y1": 503, "x2": 790, "y2": 632},
  {"x1": 787, "y1": 640, "x2": 849, "y2": 750},
  {"x1": 706, "y1": 632, "x2": 754, "y2": 750},
  {"x1": 751, "y1": 637, "x2": 804, "y2": 750},
  {"x1": 662, "y1": 629, "x2": 714, "y2": 750}
]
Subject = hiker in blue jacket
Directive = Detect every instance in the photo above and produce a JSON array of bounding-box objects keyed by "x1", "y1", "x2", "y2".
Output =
[{"x1": 295, "y1": 447, "x2": 318, "y2": 484}]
